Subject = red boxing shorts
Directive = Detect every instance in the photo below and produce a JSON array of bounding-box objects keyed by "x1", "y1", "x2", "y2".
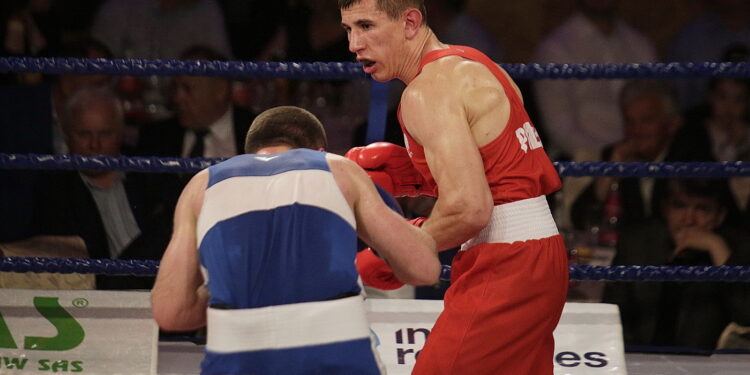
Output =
[{"x1": 412, "y1": 196, "x2": 568, "y2": 375}]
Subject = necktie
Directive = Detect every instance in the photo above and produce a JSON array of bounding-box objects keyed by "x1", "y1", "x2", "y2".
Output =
[{"x1": 189, "y1": 129, "x2": 209, "y2": 158}]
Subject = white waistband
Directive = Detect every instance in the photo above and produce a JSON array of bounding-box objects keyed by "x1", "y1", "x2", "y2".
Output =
[
  {"x1": 206, "y1": 295, "x2": 370, "y2": 354},
  {"x1": 460, "y1": 195, "x2": 559, "y2": 251}
]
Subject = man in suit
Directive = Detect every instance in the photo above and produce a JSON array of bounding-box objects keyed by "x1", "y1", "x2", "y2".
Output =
[
  {"x1": 30, "y1": 86, "x2": 173, "y2": 290},
  {"x1": 603, "y1": 178, "x2": 750, "y2": 350},
  {"x1": 136, "y1": 45, "x2": 254, "y2": 159},
  {"x1": 570, "y1": 80, "x2": 684, "y2": 231},
  {"x1": 0, "y1": 37, "x2": 114, "y2": 242}
]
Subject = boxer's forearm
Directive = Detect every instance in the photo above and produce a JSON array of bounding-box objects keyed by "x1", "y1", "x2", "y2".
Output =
[{"x1": 422, "y1": 193, "x2": 492, "y2": 251}]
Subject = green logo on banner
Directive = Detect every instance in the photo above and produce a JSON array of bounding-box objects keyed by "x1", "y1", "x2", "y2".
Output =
[
  {"x1": 0, "y1": 297, "x2": 85, "y2": 351},
  {"x1": 0, "y1": 312, "x2": 17, "y2": 349}
]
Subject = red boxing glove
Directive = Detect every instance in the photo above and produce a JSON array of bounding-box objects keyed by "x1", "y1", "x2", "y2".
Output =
[
  {"x1": 356, "y1": 248, "x2": 405, "y2": 290},
  {"x1": 345, "y1": 142, "x2": 436, "y2": 197},
  {"x1": 355, "y1": 217, "x2": 427, "y2": 290},
  {"x1": 408, "y1": 216, "x2": 426, "y2": 227}
]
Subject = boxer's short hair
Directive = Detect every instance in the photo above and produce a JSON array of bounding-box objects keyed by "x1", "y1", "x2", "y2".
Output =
[{"x1": 244, "y1": 106, "x2": 327, "y2": 153}]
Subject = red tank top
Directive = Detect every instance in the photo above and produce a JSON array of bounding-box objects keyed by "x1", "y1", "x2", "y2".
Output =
[{"x1": 398, "y1": 45, "x2": 561, "y2": 205}]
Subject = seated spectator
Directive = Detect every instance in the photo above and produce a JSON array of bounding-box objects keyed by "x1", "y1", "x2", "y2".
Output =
[
  {"x1": 0, "y1": 36, "x2": 114, "y2": 155},
  {"x1": 567, "y1": 80, "x2": 683, "y2": 232},
  {"x1": 29, "y1": 86, "x2": 173, "y2": 290},
  {"x1": 91, "y1": 0, "x2": 233, "y2": 120},
  {"x1": 674, "y1": 45, "x2": 750, "y2": 221},
  {"x1": 135, "y1": 45, "x2": 253, "y2": 160},
  {"x1": 675, "y1": 45, "x2": 750, "y2": 160},
  {"x1": 0, "y1": 37, "x2": 113, "y2": 242},
  {"x1": 603, "y1": 178, "x2": 750, "y2": 351},
  {"x1": 532, "y1": 0, "x2": 657, "y2": 160},
  {"x1": 50, "y1": 37, "x2": 115, "y2": 154}
]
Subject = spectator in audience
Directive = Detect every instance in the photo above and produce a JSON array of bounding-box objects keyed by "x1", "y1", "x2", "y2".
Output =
[
  {"x1": 92, "y1": 0, "x2": 233, "y2": 120},
  {"x1": 29, "y1": 86, "x2": 173, "y2": 290},
  {"x1": 91, "y1": 0, "x2": 230, "y2": 59},
  {"x1": 603, "y1": 178, "x2": 750, "y2": 350},
  {"x1": 569, "y1": 80, "x2": 683, "y2": 231},
  {"x1": 0, "y1": 36, "x2": 112, "y2": 155},
  {"x1": 682, "y1": 76, "x2": 750, "y2": 163},
  {"x1": 532, "y1": 0, "x2": 657, "y2": 160},
  {"x1": 668, "y1": 0, "x2": 750, "y2": 109},
  {"x1": 135, "y1": 45, "x2": 254, "y2": 159},
  {"x1": 673, "y1": 45, "x2": 750, "y2": 221},
  {"x1": 0, "y1": 37, "x2": 114, "y2": 242},
  {"x1": 50, "y1": 37, "x2": 115, "y2": 154}
]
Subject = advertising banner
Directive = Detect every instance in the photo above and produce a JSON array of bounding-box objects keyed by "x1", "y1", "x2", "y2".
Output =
[
  {"x1": 366, "y1": 299, "x2": 627, "y2": 375},
  {"x1": 0, "y1": 288, "x2": 625, "y2": 374},
  {"x1": 0, "y1": 289, "x2": 157, "y2": 374}
]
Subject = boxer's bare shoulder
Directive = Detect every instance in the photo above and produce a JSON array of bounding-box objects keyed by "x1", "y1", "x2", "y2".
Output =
[{"x1": 403, "y1": 55, "x2": 512, "y2": 146}]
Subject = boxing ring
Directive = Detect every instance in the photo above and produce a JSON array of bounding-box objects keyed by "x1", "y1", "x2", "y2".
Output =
[{"x1": 1, "y1": 57, "x2": 750, "y2": 374}]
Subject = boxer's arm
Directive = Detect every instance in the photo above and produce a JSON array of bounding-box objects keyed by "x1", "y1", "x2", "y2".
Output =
[
  {"x1": 328, "y1": 155, "x2": 439, "y2": 286},
  {"x1": 151, "y1": 170, "x2": 209, "y2": 332},
  {"x1": 400, "y1": 74, "x2": 493, "y2": 251}
]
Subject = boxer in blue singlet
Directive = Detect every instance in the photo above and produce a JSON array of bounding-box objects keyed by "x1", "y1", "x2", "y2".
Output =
[{"x1": 151, "y1": 106, "x2": 439, "y2": 375}]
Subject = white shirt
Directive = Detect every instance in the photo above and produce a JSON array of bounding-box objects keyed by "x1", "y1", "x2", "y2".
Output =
[
  {"x1": 640, "y1": 149, "x2": 668, "y2": 217},
  {"x1": 181, "y1": 108, "x2": 236, "y2": 158},
  {"x1": 80, "y1": 172, "x2": 141, "y2": 259},
  {"x1": 532, "y1": 12, "x2": 657, "y2": 159}
]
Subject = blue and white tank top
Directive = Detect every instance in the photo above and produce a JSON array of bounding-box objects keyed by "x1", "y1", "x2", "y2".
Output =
[
  {"x1": 197, "y1": 149, "x2": 360, "y2": 308},
  {"x1": 196, "y1": 149, "x2": 383, "y2": 375}
]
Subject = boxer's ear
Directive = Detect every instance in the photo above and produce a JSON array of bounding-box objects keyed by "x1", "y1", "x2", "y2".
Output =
[{"x1": 403, "y1": 8, "x2": 424, "y2": 39}]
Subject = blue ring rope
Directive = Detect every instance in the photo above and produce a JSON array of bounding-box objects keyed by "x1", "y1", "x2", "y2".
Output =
[
  {"x1": 1, "y1": 57, "x2": 749, "y2": 79},
  {"x1": 1, "y1": 257, "x2": 748, "y2": 282},
  {"x1": 2, "y1": 154, "x2": 749, "y2": 178}
]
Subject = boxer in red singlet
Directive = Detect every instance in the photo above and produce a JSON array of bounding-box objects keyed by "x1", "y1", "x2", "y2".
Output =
[{"x1": 340, "y1": 1, "x2": 568, "y2": 374}]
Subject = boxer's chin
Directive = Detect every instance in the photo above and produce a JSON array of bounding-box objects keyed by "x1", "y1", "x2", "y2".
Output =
[
  {"x1": 369, "y1": 68, "x2": 392, "y2": 83},
  {"x1": 370, "y1": 74, "x2": 390, "y2": 83}
]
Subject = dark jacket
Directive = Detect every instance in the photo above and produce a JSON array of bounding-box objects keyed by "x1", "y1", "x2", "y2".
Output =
[
  {"x1": 602, "y1": 219, "x2": 750, "y2": 350},
  {"x1": 570, "y1": 145, "x2": 663, "y2": 230},
  {"x1": 29, "y1": 170, "x2": 174, "y2": 290},
  {"x1": 135, "y1": 106, "x2": 253, "y2": 157},
  {"x1": 570, "y1": 136, "x2": 722, "y2": 231}
]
